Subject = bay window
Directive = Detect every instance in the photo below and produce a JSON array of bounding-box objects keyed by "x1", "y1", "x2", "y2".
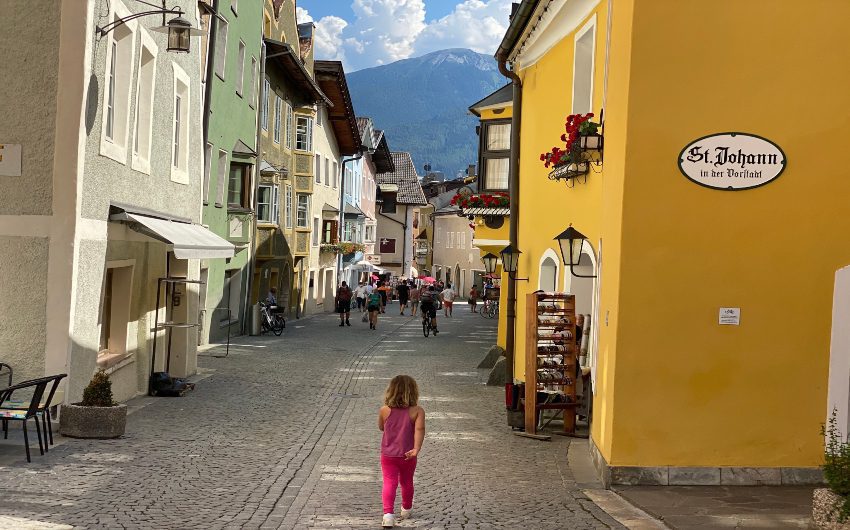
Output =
[
  {"x1": 296, "y1": 194, "x2": 309, "y2": 227},
  {"x1": 295, "y1": 116, "x2": 313, "y2": 151},
  {"x1": 257, "y1": 184, "x2": 280, "y2": 223},
  {"x1": 480, "y1": 120, "x2": 511, "y2": 191}
]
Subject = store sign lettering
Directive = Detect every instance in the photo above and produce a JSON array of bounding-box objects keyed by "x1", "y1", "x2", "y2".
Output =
[{"x1": 678, "y1": 133, "x2": 786, "y2": 191}]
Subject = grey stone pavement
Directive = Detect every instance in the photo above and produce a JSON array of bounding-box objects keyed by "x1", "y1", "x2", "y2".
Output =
[
  {"x1": 0, "y1": 306, "x2": 624, "y2": 529},
  {"x1": 614, "y1": 486, "x2": 814, "y2": 529}
]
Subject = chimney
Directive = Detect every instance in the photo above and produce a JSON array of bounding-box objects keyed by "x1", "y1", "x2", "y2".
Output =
[
  {"x1": 467, "y1": 164, "x2": 477, "y2": 177},
  {"x1": 510, "y1": 2, "x2": 520, "y2": 21}
]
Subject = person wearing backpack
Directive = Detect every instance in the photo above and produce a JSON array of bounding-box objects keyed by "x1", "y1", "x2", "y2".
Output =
[
  {"x1": 336, "y1": 281, "x2": 353, "y2": 327},
  {"x1": 367, "y1": 289, "x2": 383, "y2": 330}
]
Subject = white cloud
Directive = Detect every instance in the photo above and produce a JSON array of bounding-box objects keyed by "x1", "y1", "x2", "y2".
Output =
[
  {"x1": 295, "y1": 7, "x2": 313, "y2": 23},
  {"x1": 297, "y1": 7, "x2": 349, "y2": 63},
  {"x1": 302, "y1": 0, "x2": 512, "y2": 71},
  {"x1": 414, "y1": 0, "x2": 512, "y2": 56}
]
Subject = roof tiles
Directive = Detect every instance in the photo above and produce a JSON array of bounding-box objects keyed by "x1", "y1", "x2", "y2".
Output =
[{"x1": 377, "y1": 152, "x2": 426, "y2": 205}]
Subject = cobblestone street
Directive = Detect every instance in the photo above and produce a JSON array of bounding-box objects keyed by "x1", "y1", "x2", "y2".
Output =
[{"x1": 0, "y1": 308, "x2": 621, "y2": 529}]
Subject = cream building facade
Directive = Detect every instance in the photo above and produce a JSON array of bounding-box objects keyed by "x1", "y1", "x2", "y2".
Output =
[{"x1": 0, "y1": 0, "x2": 230, "y2": 403}]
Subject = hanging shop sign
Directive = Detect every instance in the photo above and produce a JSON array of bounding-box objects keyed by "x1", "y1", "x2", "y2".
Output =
[{"x1": 678, "y1": 132, "x2": 786, "y2": 191}]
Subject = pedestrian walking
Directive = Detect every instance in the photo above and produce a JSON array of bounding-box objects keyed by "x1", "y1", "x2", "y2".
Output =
[
  {"x1": 367, "y1": 289, "x2": 382, "y2": 330},
  {"x1": 409, "y1": 282, "x2": 420, "y2": 317},
  {"x1": 335, "y1": 282, "x2": 353, "y2": 327},
  {"x1": 354, "y1": 282, "x2": 368, "y2": 312},
  {"x1": 468, "y1": 284, "x2": 479, "y2": 313},
  {"x1": 440, "y1": 283, "x2": 456, "y2": 317},
  {"x1": 377, "y1": 281, "x2": 390, "y2": 313},
  {"x1": 396, "y1": 281, "x2": 410, "y2": 316},
  {"x1": 378, "y1": 375, "x2": 425, "y2": 528}
]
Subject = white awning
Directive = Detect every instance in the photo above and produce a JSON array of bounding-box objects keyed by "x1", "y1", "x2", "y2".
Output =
[{"x1": 122, "y1": 213, "x2": 235, "y2": 259}]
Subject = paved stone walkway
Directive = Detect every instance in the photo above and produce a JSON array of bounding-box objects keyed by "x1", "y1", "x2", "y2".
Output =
[{"x1": 0, "y1": 307, "x2": 621, "y2": 529}]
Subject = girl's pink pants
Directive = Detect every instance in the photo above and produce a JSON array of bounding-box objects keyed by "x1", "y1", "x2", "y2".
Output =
[{"x1": 380, "y1": 454, "x2": 417, "y2": 514}]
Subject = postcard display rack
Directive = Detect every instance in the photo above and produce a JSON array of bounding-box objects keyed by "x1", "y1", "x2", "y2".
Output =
[{"x1": 524, "y1": 292, "x2": 578, "y2": 435}]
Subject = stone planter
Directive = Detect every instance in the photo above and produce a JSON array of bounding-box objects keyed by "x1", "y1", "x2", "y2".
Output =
[
  {"x1": 813, "y1": 488, "x2": 850, "y2": 529},
  {"x1": 59, "y1": 403, "x2": 127, "y2": 439}
]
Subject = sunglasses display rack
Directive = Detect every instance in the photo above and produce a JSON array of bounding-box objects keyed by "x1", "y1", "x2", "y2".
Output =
[{"x1": 524, "y1": 292, "x2": 578, "y2": 435}]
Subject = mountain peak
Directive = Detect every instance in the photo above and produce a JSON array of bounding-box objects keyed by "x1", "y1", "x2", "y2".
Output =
[
  {"x1": 416, "y1": 48, "x2": 496, "y2": 71},
  {"x1": 347, "y1": 48, "x2": 505, "y2": 174}
]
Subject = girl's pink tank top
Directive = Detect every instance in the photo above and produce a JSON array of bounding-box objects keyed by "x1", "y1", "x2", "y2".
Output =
[{"x1": 381, "y1": 407, "x2": 415, "y2": 457}]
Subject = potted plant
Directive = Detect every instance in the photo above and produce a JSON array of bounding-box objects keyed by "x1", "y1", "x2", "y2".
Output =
[
  {"x1": 450, "y1": 191, "x2": 510, "y2": 210},
  {"x1": 814, "y1": 409, "x2": 850, "y2": 528},
  {"x1": 59, "y1": 369, "x2": 127, "y2": 439},
  {"x1": 540, "y1": 113, "x2": 601, "y2": 181}
]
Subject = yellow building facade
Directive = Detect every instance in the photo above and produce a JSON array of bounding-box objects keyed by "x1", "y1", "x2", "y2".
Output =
[
  {"x1": 468, "y1": 89, "x2": 513, "y2": 349},
  {"x1": 497, "y1": 0, "x2": 850, "y2": 485}
]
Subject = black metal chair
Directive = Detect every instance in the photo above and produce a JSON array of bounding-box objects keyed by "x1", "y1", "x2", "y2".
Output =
[
  {"x1": 0, "y1": 374, "x2": 67, "y2": 452},
  {"x1": 0, "y1": 363, "x2": 12, "y2": 388},
  {"x1": 0, "y1": 378, "x2": 50, "y2": 462}
]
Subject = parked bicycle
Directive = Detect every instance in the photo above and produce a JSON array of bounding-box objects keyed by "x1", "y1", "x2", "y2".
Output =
[
  {"x1": 259, "y1": 302, "x2": 285, "y2": 336},
  {"x1": 480, "y1": 299, "x2": 499, "y2": 319}
]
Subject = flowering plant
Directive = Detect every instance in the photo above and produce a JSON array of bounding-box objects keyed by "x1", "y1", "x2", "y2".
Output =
[
  {"x1": 320, "y1": 242, "x2": 365, "y2": 254},
  {"x1": 539, "y1": 113, "x2": 599, "y2": 168},
  {"x1": 450, "y1": 191, "x2": 510, "y2": 209}
]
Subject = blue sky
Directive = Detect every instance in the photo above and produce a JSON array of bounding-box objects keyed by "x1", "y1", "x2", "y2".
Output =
[
  {"x1": 298, "y1": 0, "x2": 460, "y2": 23},
  {"x1": 295, "y1": 0, "x2": 512, "y2": 72}
]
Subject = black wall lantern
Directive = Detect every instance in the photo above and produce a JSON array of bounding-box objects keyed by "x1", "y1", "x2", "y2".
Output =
[
  {"x1": 554, "y1": 225, "x2": 597, "y2": 278},
  {"x1": 97, "y1": 1, "x2": 203, "y2": 54},
  {"x1": 482, "y1": 253, "x2": 499, "y2": 275},
  {"x1": 499, "y1": 245, "x2": 521, "y2": 274}
]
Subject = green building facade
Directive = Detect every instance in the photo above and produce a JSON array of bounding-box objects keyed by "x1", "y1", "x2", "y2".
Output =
[{"x1": 199, "y1": 0, "x2": 264, "y2": 343}]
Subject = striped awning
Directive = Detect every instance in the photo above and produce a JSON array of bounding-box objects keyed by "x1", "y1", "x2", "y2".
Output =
[{"x1": 462, "y1": 207, "x2": 510, "y2": 216}]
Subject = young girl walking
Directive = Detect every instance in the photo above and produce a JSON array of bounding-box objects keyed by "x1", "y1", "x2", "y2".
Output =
[{"x1": 378, "y1": 375, "x2": 425, "y2": 528}]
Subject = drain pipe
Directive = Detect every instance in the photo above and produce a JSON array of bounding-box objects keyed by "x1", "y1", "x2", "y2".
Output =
[
  {"x1": 244, "y1": 39, "x2": 267, "y2": 333},
  {"x1": 495, "y1": 0, "x2": 537, "y2": 395},
  {"x1": 500, "y1": 61, "x2": 522, "y2": 389}
]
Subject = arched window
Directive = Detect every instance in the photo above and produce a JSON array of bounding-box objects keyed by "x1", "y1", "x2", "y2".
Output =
[{"x1": 539, "y1": 257, "x2": 557, "y2": 292}]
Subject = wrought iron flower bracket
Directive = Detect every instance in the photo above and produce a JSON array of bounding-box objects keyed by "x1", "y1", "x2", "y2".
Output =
[{"x1": 96, "y1": 0, "x2": 184, "y2": 37}]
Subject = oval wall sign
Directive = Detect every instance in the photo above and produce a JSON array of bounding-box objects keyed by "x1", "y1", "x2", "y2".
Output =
[{"x1": 678, "y1": 132, "x2": 786, "y2": 191}]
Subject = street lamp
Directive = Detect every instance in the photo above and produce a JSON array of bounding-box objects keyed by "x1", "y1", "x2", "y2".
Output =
[
  {"x1": 499, "y1": 245, "x2": 521, "y2": 275},
  {"x1": 97, "y1": 1, "x2": 204, "y2": 54},
  {"x1": 481, "y1": 253, "x2": 499, "y2": 275},
  {"x1": 154, "y1": 15, "x2": 200, "y2": 53},
  {"x1": 554, "y1": 225, "x2": 597, "y2": 278}
]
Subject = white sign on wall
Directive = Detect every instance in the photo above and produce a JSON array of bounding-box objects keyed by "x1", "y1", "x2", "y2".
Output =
[
  {"x1": 719, "y1": 307, "x2": 741, "y2": 326},
  {"x1": 678, "y1": 133, "x2": 786, "y2": 191},
  {"x1": 0, "y1": 144, "x2": 22, "y2": 177},
  {"x1": 366, "y1": 255, "x2": 381, "y2": 265}
]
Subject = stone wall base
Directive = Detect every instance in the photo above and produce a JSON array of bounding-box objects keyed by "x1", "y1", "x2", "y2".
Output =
[{"x1": 588, "y1": 436, "x2": 824, "y2": 487}]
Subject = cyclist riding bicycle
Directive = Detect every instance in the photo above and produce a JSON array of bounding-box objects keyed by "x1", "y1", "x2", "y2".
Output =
[{"x1": 420, "y1": 285, "x2": 439, "y2": 335}]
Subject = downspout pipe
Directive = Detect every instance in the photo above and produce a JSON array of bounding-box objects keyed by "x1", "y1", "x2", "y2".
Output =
[
  {"x1": 495, "y1": 0, "x2": 537, "y2": 396},
  {"x1": 244, "y1": 39, "x2": 266, "y2": 334},
  {"x1": 201, "y1": 0, "x2": 218, "y2": 155},
  {"x1": 337, "y1": 153, "x2": 365, "y2": 285},
  {"x1": 200, "y1": 0, "x2": 219, "y2": 334}
]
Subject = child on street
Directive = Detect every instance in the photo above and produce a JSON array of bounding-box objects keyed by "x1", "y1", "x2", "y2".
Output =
[{"x1": 378, "y1": 375, "x2": 425, "y2": 528}]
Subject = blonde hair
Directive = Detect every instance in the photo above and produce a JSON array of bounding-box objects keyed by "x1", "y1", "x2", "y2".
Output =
[{"x1": 384, "y1": 375, "x2": 419, "y2": 408}]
